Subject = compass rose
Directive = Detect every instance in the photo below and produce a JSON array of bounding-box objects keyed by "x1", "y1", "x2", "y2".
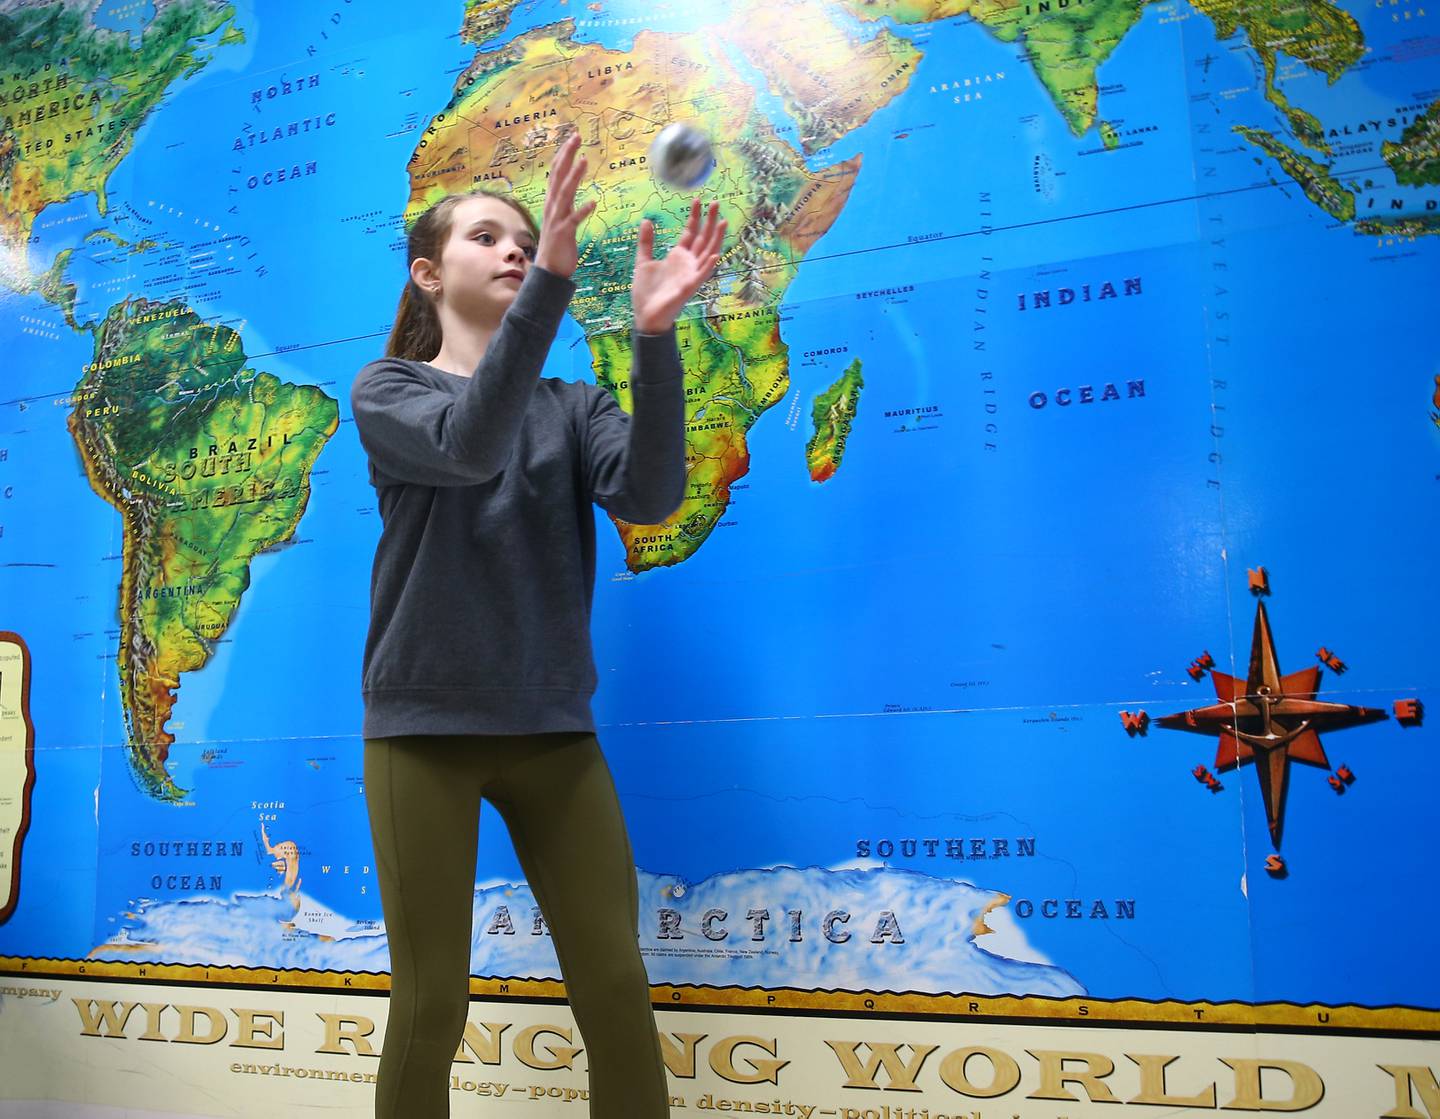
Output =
[{"x1": 1156, "y1": 598, "x2": 1387, "y2": 847}]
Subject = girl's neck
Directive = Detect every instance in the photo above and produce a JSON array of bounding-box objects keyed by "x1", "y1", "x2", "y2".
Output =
[{"x1": 428, "y1": 307, "x2": 502, "y2": 377}]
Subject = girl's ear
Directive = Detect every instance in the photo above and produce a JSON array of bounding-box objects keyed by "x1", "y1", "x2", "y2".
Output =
[{"x1": 410, "y1": 256, "x2": 440, "y2": 295}]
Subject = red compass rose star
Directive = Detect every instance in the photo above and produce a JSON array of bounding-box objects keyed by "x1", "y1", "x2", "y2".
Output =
[{"x1": 1156, "y1": 600, "x2": 1387, "y2": 847}]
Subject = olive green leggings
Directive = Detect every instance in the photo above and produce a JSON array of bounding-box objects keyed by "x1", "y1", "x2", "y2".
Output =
[{"x1": 363, "y1": 732, "x2": 668, "y2": 1119}]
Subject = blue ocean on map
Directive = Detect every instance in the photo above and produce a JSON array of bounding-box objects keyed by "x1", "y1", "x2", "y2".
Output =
[{"x1": 1, "y1": 0, "x2": 1436, "y2": 1020}]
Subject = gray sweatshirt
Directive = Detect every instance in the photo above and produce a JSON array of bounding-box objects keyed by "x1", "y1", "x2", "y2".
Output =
[{"x1": 350, "y1": 264, "x2": 685, "y2": 738}]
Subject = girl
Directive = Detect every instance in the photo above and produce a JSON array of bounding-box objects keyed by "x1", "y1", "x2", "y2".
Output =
[{"x1": 351, "y1": 131, "x2": 726, "y2": 1118}]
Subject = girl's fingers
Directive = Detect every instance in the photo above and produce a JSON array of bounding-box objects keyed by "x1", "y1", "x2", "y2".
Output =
[
  {"x1": 559, "y1": 199, "x2": 596, "y2": 236},
  {"x1": 546, "y1": 163, "x2": 590, "y2": 232},
  {"x1": 637, "y1": 218, "x2": 655, "y2": 262},
  {"x1": 546, "y1": 132, "x2": 584, "y2": 216},
  {"x1": 550, "y1": 135, "x2": 577, "y2": 195},
  {"x1": 565, "y1": 151, "x2": 588, "y2": 197},
  {"x1": 699, "y1": 217, "x2": 725, "y2": 263},
  {"x1": 556, "y1": 158, "x2": 585, "y2": 212},
  {"x1": 559, "y1": 129, "x2": 581, "y2": 168},
  {"x1": 695, "y1": 205, "x2": 722, "y2": 257},
  {"x1": 676, "y1": 197, "x2": 701, "y2": 252}
]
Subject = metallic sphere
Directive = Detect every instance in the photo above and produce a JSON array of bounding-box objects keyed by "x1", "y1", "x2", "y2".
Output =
[{"x1": 648, "y1": 123, "x2": 715, "y2": 190}]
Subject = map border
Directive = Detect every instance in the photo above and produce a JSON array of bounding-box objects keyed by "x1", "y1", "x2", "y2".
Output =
[
  {"x1": 3, "y1": 958, "x2": 1436, "y2": 1036},
  {"x1": 0, "y1": 633, "x2": 36, "y2": 927}
]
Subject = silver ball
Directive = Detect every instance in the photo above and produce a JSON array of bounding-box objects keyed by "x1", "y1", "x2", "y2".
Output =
[{"x1": 648, "y1": 123, "x2": 715, "y2": 190}]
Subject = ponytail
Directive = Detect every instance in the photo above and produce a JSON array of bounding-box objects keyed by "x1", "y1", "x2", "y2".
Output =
[{"x1": 384, "y1": 280, "x2": 442, "y2": 361}]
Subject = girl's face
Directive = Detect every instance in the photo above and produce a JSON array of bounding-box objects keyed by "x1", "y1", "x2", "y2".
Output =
[{"x1": 418, "y1": 195, "x2": 538, "y2": 322}]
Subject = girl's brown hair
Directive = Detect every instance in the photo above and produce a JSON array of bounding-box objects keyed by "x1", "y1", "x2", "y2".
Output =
[{"x1": 384, "y1": 188, "x2": 541, "y2": 362}]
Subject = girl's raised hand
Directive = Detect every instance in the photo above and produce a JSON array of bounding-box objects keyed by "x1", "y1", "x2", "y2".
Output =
[
  {"x1": 534, "y1": 130, "x2": 598, "y2": 280},
  {"x1": 631, "y1": 198, "x2": 726, "y2": 335}
]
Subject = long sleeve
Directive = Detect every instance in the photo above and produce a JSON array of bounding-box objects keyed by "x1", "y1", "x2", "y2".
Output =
[
  {"x1": 583, "y1": 327, "x2": 686, "y2": 525},
  {"x1": 350, "y1": 265, "x2": 577, "y2": 486}
]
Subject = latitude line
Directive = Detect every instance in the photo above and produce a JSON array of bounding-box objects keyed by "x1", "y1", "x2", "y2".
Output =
[
  {"x1": 3, "y1": 162, "x2": 1421, "y2": 400},
  {"x1": 785, "y1": 158, "x2": 1411, "y2": 269}
]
